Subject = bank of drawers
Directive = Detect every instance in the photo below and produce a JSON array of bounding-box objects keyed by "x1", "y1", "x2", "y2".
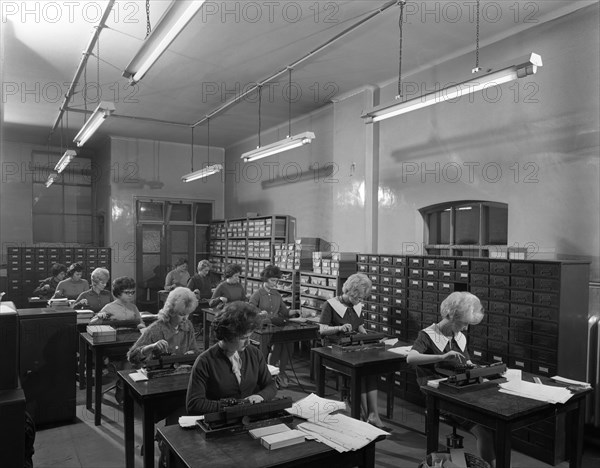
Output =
[{"x1": 6, "y1": 247, "x2": 111, "y2": 307}]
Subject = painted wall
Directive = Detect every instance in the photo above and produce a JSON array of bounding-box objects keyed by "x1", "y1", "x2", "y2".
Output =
[
  {"x1": 224, "y1": 105, "x2": 335, "y2": 242},
  {"x1": 105, "y1": 137, "x2": 225, "y2": 279},
  {"x1": 223, "y1": 5, "x2": 599, "y2": 286}
]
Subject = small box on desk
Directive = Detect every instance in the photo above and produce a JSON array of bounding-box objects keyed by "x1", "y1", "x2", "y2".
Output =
[
  {"x1": 261, "y1": 429, "x2": 305, "y2": 450},
  {"x1": 86, "y1": 325, "x2": 116, "y2": 343}
]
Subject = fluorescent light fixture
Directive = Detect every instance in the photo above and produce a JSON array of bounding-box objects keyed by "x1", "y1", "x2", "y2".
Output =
[
  {"x1": 241, "y1": 132, "x2": 315, "y2": 162},
  {"x1": 45, "y1": 172, "x2": 59, "y2": 188},
  {"x1": 123, "y1": 1, "x2": 206, "y2": 84},
  {"x1": 54, "y1": 149, "x2": 77, "y2": 173},
  {"x1": 181, "y1": 163, "x2": 223, "y2": 182},
  {"x1": 73, "y1": 101, "x2": 116, "y2": 147},
  {"x1": 362, "y1": 53, "x2": 542, "y2": 123}
]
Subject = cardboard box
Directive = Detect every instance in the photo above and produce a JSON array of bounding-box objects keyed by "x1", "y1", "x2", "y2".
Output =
[{"x1": 86, "y1": 325, "x2": 116, "y2": 343}]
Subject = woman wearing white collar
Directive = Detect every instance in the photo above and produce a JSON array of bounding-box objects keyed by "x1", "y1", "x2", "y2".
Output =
[
  {"x1": 407, "y1": 291, "x2": 495, "y2": 467},
  {"x1": 319, "y1": 273, "x2": 389, "y2": 431}
]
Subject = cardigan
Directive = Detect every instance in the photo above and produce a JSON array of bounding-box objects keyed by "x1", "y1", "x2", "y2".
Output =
[{"x1": 186, "y1": 343, "x2": 277, "y2": 415}]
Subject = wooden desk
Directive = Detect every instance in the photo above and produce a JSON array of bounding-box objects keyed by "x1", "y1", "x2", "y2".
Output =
[
  {"x1": 118, "y1": 369, "x2": 190, "y2": 468},
  {"x1": 80, "y1": 332, "x2": 140, "y2": 426},
  {"x1": 312, "y1": 346, "x2": 406, "y2": 420},
  {"x1": 421, "y1": 375, "x2": 591, "y2": 468},
  {"x1": 251, "y1": 322, "x2": 320, "y2": 357},
  {"x1": 156, "y1": 421, "x2": 381, "y2": 468}
]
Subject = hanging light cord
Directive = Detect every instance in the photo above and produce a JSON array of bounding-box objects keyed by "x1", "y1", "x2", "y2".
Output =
[
  {"x1": 397, "y1": 0, "x2": 405, "y2": 99},
  {"x1": 96, "y1": 35, "x2": 101, "y2": 103},
  {"x1": 257, "y1": 85, "x2": 263, "y2": 148},
  {"x1": 191, "y1": 126, "x2": 194, "y2": 171},
  {"x1": 207, "y1": 117, "x2": 211, "y2": 166},
  {"x1": 287, "y1": 68, "x2": 292, "y2": 137}
]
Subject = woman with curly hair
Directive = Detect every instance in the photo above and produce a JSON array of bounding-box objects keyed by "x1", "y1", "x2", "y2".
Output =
[
  {"x1": 209, "y1": 263, "x2": 247, "y2": 309},
  {"x1": 127, "y1": 287, "x2": 199, "y2": 366},
  {"x1": 186, "y1": 301, "x2": 277, "y2": 415}
]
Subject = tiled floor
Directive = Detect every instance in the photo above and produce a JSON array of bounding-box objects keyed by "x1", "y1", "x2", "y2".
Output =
[{"x1": 33, "y1": 348, "x2": 600, "y2": 468}]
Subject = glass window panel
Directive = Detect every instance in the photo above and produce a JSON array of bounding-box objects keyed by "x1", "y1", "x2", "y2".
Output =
[
  {"x1": 141, "y1": 254, "x2": 162, "y2": 286},
  {"x1": 138, "y1": 201, "x2": 164, "y2": 221},
  {"x1": 33, "y1": 214, "x2": 63, "y2": 243},
  {"x1": 169, "y1": 203, "x2": 192, "y2": 222},
  {"x1": 32, "y1": 151, "x2": 60, "y2": 167},
  {"x1": 32, "y1": 165, "x2": 54, "y2": 183},
  {"x1": 454, "y1": 205, "x2": 480, "y2": 245},
  {"x1": 427, "y1": 210, "x2": 450, "y2": 245},
  {"x1": 195, "y1": 226, "x2": 209, "y2": 256},
  {"x1": 170, "y1": 230, "x2": 189, "y2": 253},
  {"x1": 64, "y1": 215, "x2": 92, "y2": 244},
  {"x1": 142, "y1": 229, "x2": 162, "y2": 253},
  {"x1": 487, "y1": 205, "x2": 508, "y2": 245},
  {"x1": 195, "y1": 203, "x2": 212, "y2": 224},
  {"x1": 33, "y1": 183, "x2": 63, "y2": 213},
  {"x1": 64, "y1": 185, "x2": 92, "y2": 214}
]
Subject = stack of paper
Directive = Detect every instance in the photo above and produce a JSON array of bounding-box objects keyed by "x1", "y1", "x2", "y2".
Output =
[
  {"x1": 260, "y1": 430, "x2": 305, "y2": 450},
  {"x1": 286, "y1": 393, "x2": 346, "y2": 422},
  {"x1": 249, "y1": 423, "x2": 291, "y2": 439},
  {"x1": 297, "y1": 413, "x2": 389, "y2": 453},
  {"x1": 551, "y1": 375, "x2": 592, "y2": 389},
  {"x1": 268, "y1": 364, "x2": 280, "y2": 376},
  {"x1": 499, "y1": 379, "x2": 573, "y2": 404}
]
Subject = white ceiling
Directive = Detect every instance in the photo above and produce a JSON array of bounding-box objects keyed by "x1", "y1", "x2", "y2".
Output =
[{"x1": 1, "y1": 0, "x2": 593, "y2": 150}]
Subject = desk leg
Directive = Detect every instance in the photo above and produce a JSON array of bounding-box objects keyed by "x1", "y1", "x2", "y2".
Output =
[
  {"x1": 94, "y1": 349, "x2": 103, "y2": 426},
  {"x1": 425, "y1": 394, "x2": 440, "y2": 454},
  {"x1": 79, "y1": 334, "x2": 86, "y2": 389},
  {"x1": 495, "y1": 421, "x2": 511, "y2": 468},
  {"x1": 359, "y1": 442, "x2": 376, "y2": 468},
  {"x1": 86, "y1": 344, "x2": 93, "y2": 411},
  {"x1": 568, "y1": 399, "x2": 586, "y2": 468},
  {"x1": 123, "y1": 380, "x2": 134, "y2": 468},
  {"x1": 315, "y1": 353, "x2": 325, "y2": 397},
  {"x1": 386, "y1": 372, "x2": 394, "y2": 419},
  {"x1": 259, "y1": 336, "x2": 269, "y2": 359},
  {"x1": 203, "y1": 315, "x2": 209, "y2": 351},
  {"x1": 351, "y1": 369, "x2": 361, "y2": 420},
  {"x1": 142, "y1": 401, "x2": 155, "y2": 468}
]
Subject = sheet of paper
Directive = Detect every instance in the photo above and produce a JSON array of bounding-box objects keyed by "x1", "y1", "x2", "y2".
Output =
[
  {"x1": 268, "y1": 364, "x2": 280, "y2": 376},
  {"x1": 499, "y1": 379, "x2": 572, "y2": 404},
  {"x1": 178, "y1": 415, "x2": 204, "y2": 427},
  {"x1": 551, "y1": 375, "x2": 591, "y2": 388},
  {"x1": 387, "y1": 345, "x2": 412, "y2": 356},
  {"x1": 286, "y1": 393, "x2": 346, "y2": 421},
  {"x1": 383, "y1": 338, "x2": 398, "y2": 346}
]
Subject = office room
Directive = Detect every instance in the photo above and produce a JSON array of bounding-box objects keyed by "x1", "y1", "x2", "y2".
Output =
[{"x1": 1, "y1": 0, "x2": 599, "y2": 467}]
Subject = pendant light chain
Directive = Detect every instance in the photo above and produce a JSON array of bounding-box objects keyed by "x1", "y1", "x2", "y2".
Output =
[
  {"x1": 258, "y1": 85, "x2": 263, "y2": 148},
  {"x1": 207, "y1": 117, "x2": 211, "y2": 166},
  {"x1": 474, "y1": 0, "x2": 481, "y2": 73},
  {"x1": 97, "y1": 35, "x2": 101, "y2": 104},
  {"x1": 397, "y1": 0, "x2": 405, "y2": 99},
  {"x1": 145, "y1": 0, "x2": 152, "y2": 38},
  {"x1": 191, "y1": 126, "x2": 194, "y2": 171}
]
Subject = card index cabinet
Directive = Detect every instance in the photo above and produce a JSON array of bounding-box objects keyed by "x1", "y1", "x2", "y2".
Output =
[
  {"x1": 275, "y1": 269, "x2": 299, "y2": 310},
  {"x1": 299, "y1": 271, "x2": 349, "y2": 318},
  {"x1": 208, "y1": 215, "x2": 295, "y2": 292},
  {"x1": 6, "y1": 247, "x2": 111, "y2": 308}
]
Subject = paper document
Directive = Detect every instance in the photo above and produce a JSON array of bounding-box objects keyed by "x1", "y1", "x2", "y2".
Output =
[
  {"x1": 268, "y1": 364, "x2": 280, "y2": 376},
  {"x1": 387, "y1": 345, "x2": 412, "y2": 356},
  {"x1": 551, "y1": 375, "x2": 591, "y2": 388},
  {"x1": 129, "y1": 372, "x2": 148, "y2": 382},
  {"x1": 383, "y1": 338, "x2": 398, "y2": 346},
  {"x1": 178, "y1": 415, "x2": 204, "y2": 427},
  {"x1": 286, "y1": 393, "x2": 346, "y2": 422},
  {"x1": 499, "y1": 379, "x2": 572, "y2": 404}
]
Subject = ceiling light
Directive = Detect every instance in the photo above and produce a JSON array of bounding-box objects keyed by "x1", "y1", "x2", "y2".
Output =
[
  {"x1": 123, "y1": 1, "x2": 206, "y2": 84},
  {"x1": 54, "y1": 149, "x2": 77, "y2": 173},
  {"x1": 241, "y1": 132, "x2": 315, "y2": 162},
  {"x1": 362, "y1": 53, "x2": 543, "y2": 123},
  {"x1": 181, "y1": 164, "x2": 223, "y2": 182},
  {"x1": 45, "y1": 172, "x2": 59, "y2": 188},
  {"x1": 73, "y1": 101, "x2": 116, "y2": 147}
]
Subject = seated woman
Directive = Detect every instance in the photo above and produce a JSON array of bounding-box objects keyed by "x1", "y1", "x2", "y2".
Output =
[
  {"x1": 128, "y1": 287, "x2": 199, "y2": 366},
  {"x1": 53, "y1": 262, "x2": 89, "y2": 300},
  {"x1": 33, "y1": 263, "x2": 67, "y2": 299},
  {"x1": 319, "y1": 272, "x2": 388, "y2": 430},
  {"x1": 164, "y1": 258, "x2": 191, "y2": 292},
  {"x1": 187, "y1": 260, "x2": 214, "y2": 307},
  {"x1": 186, "y1": 301, "x2": 277, "y2": 415},
  {"x1": 209, "y1": 263, "x2": 247, "y2": 309},
  {"x1": 249, "y1": 265, "x2": 293, "y2": 387},
  {"x1": 90, "y1": 276, "x2": 145, "y2": 329},
  {"x1": 406, "y1": 291, "x2": 495, "y2": 467},
  {"x1": 73, "y1": 268, "x2": 112, "y2": 313}
]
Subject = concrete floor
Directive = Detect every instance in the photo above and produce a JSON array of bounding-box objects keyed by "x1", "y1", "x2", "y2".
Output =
[{"x1": 33, "y1": 346, "x2": 600, "y2": 468}]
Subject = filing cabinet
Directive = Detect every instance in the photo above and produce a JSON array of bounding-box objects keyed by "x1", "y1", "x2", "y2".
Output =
[{"x1": 5, "y1": 247, "x2": 112, "y2": 308}]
